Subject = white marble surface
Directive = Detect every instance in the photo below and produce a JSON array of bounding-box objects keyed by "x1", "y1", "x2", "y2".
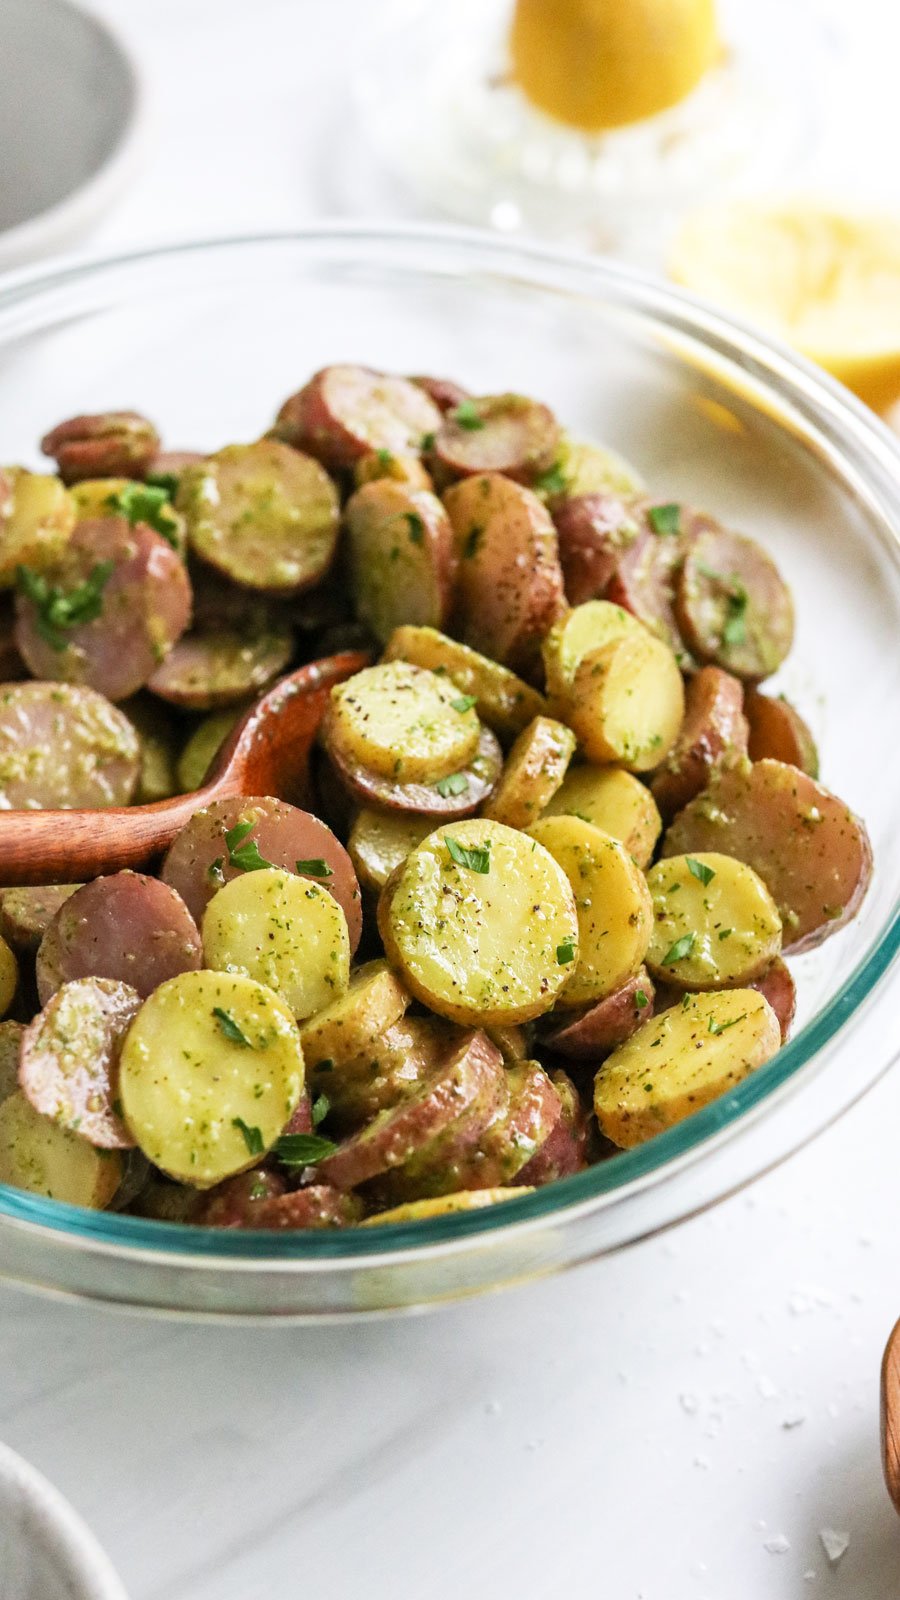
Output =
[{"x1": 2, "y1": 2, "x2": 900, "y2": 1596}]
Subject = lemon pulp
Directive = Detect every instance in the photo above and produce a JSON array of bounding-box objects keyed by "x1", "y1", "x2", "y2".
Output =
[
  {"x1": 509, "y1": 0, "x2": 719, "y2": 133},
  {"x1": 671, "y1": 204, "x2": 900, "y2": 412}
]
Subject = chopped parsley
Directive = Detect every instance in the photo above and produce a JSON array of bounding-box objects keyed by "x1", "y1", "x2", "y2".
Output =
[
  {"x1": 634, "y1": 989, "x2": 649, "y2": 1009},
  {"x1": 214, "y1": 1008, "x2": 255, "y2": 1048},
  {"x1": 312, "y1": 1093, "x2": 330, "y2": 1126},
  {"x1": 295, "y1": 858, "x2": 333, "y2": 877},
  {"x1": 450, "y1": 694, "x2": 477, "y2": 714},
  {"x1": 207, "y1": 856, "x2": 226, "y2": 887},
  {"x1": 453, "y1": 399, "x2": 486, "y2": 431},
  {"x1": 107, "y1": 482, "x2": 180, "y2": 548},
  {"x1": 232, "y1": 1116, "x2": 264, "y2": 1155},
  {"x1": 145, "y1": 470, "x2": 180, "y2": 499},
  {"x1": 274, "y1": 1132, "x2": 338, "y2": 1166},
  {"x1": 225, "y1": 818, "x2": 275, "y2": 873},
  {"x1": 708, "y1": 1013, "x2": 747, "y2": 1036},
  {"x1": 718, "y1": 928, "x2": 733, "y2": 941},
  {"x1": 462, "y1": 525, "x2": 483, "y2": 559},
  {"x1": 647, "y1": 503, "x2": 681, "y2": 537},
  {"x1": 375, "y1": 448, "x2": 394, "y2": 467},
  {"x1": 420, "y1": 431, "x2": 437, "y2": 452},
  {"x1": 722, "y1": 584, "x2": 749, "y2": 647},
  {"x1": 435, "y1": 772, "x2": 468, "y2": 798},
  {"x1": 556, "y1": 937, "x2": 577, "y2": 965},
  {"x1": 534, "y1": 462, "x2": 568, "y2": 497},
  {"x1": 16, "y1": 561, "x2": 114, "y2": 651},
  {"x1": 445, "y1": 836, "x2": 490, "y2": 874},
  {"x1": 686, "y1": 856, "x2": 716, "y2": 887},
  {"x1": 660, "y1": 932, "x2": 696, "y2": 966},
  {"x1": 405, "y1": 512, "x2": 425, "y2": 544}
]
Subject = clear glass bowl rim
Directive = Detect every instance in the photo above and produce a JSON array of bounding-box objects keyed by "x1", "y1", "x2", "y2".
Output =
[{"x1": 0, "y1": 221, "x2": 897, "y2": 1272}]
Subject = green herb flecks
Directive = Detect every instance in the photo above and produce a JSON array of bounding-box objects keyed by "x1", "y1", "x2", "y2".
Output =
[
  {"x1": 534, "y1": 463, "x2": 568, "y2": 498},
  {"x1": 708, "y1": 1013, "x2": 747, "y2": 1036},
  {"x1": 274, "y1": 1132, "x2": 338, "y2": 1166},
  {"x1": 225, "y1": 818, "x2": 275, "y2": 873},
  {"x1": 453, "y1": 400, "x2": 486, "y2": 432},
  {"x1": 312, "y1": 1093, "x2": 330, "y2": 1127},
  {"x1": 556, "y1": 937, "x2": 577, "y2": 965},
  {"x1": 445, "y1": 836, "x2": 490, "y2": 874},
  {"x1": 634, "y1": 989, "x2": 649, "y2": 1009},
  {"x1": 232, "y1": 1116, "x2": 264, "y2": 1155},
  {"x1": 214, "y1": 1008, "x2": 256, "y2": 1048},
  {"x1": 107, "y1": 482, "x2": 180, "y2": 549},
  {"x1": 405, "y1": 512, "x2": 425, "y2": 545},
  {"x1": 462, "y1": 525, "x2": 483, "y2": 559},
  {"x1": 295, "y1": 858, "x2": 333, "y2": 878},
  {"x1": 686, "y1": 857, "x2": 716, "y2": 887},
  {"x1": 435, "y1": 772, "x2": 468, "y2": 798},
  {"x1": 660, "y1": 932, "x2": 696, "y2": 966},
  {"x1": 647, "y1": 503, "x2": 681, "y2": 537},
  {"x1": 450, "y1": 694, "x2": 477, "y2": 714},
  {"x1": 16, "y1": 561, "x2": 115, "y2": 651}
]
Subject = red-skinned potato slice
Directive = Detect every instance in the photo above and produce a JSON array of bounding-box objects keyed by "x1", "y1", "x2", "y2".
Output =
[
  {"x1": 274, "y1": 365, "x2": 441, "y2": 470},
  {"x1": 344, "y1": 481, "x2": 457, "y2": 645},
  {"x1": 318, "y1": 1030, "x2": 505, "y2": 1191},
  {"x1": 433, "y1": 393, "x2": 560, "y2": 484},
  {"x1": 160, "y1": 794, "x2": 362, "y2": 952},
  {"x1": 0, "y1": 886, "x2": 80, "y2": 955},
  {"x1": 41, "y1": 411, "x2": 159, "y2": 484},
  {"x1": 744, "y1": 689, "x2": 819, "y2": 778},
  {"x1": 650, "y1": 665, "x2": 748, "y2": 819},
  {"x1": 750, "y1": 957, "x2": 797, "y2": 1043},
  {"x1": 322, "y1": 722, "x2": 502, "y2": 820},
  {"x1": 676, "y1": 524, "x2": 794, "y2": 680},
  {"x1": 19, "y1": 976, "x2": 141, "y2": 1148},
  {"x1": 517, "y1": 1069, "x2": 590, "y2": 1185},
  {"x1": 0, "y1": 681, "x2": 140, "y2": 809},
  {"x1": 36, "y1": 873, "x2": 202, "y2": 1006},
  {"x1": 553, "y1": 490, "x2": 643, "y2": 605},
  {"x1": 604, "y1": 507, "x2": 693, "y2": 658},
  {"x1": 320, "y1": 1016, "x2": 458, "y2": 1133},
  {"x1": 191, "y1": 1168, "x2": 286, "y2": 1226},
  {"x1": 409, "y1": 375, "x2": 471, "y2": 413},
  {"x1": 147, "y1": 625, "x2": 294, "y2": 711},
  {"x1": 15, "y1": 517, "x2": 192, "y2": 702},
  {"x1": 179, "y1": 440, "x2": 340, "y2": 595},
  {"x1": 394, "y1": 1060, "x2": 562, "y2": 1198},
  {"x1": 145, "y1": 450, "x2": 205, "y2": 486},
  {"x1": 246, "y1": 1186, "x2": 365, "y2": 1230},
  {"x1": 662, "y1": 758, "x2": 872, "y2": 952},
  {"x1": 444, "y1": 473, "x2": 565, "y2": 671},
  {"x1": 540, "y1": 968, "x2": 656, "y2": 1060}
]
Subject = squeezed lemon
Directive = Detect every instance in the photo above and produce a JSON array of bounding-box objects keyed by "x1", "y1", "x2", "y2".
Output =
[
  {"x1": 509, "y1": 0, "x2": 719, "y2": 133},
  {"x1": 671, "y1": 203, "x2": 900, "y2": 412}
]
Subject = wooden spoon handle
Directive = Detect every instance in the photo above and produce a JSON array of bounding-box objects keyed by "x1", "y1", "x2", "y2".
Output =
[{"x1": 881, "y1": 1317, "x2": 900, "y2": 1513}]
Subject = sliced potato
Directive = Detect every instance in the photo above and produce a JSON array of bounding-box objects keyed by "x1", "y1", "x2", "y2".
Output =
[
  {"x1": 0, "y1": 933, "x2": 17, "y2": 1019},
  {"x1": 541, "y1": 599, "x2": 644, "y2": 698},
  {"x1": 324, "y1": 661, "x2": 480, "y2": 785},
  {"x1": 646, "y1": 852, "x2": 782, "y2": 990},
  {"x1": 549, "y1": 433, "x2": 645, "y2": 500},
  {"x1": 176, "y1": 707, "x2": 244, "y2": 793},
  {"x1": 382, "y1": 626, "x2": 548, "y2": 742},
  {"x1": 566, "y1": 632, "x2": 685, "y2": 771},
  {"x1": 482, "y1": 715, "x2": 576, "y2": 829},
  {"x1": 121, "y1": 695, "x2": 180, "y2": 804},
  {"x1": 348, "y1": 809, "x2": 437, "y2": 894},
  {"x1": 202, "y1": 868, "x2": 350, "y2": 1022},
  {"x1": 485, "y1": 1022, "x2": 530, "y2": 1062},
  {"x1": 0, "y1": 1090, "x2": 122, "y2": 1207},
  {"x1": 541, "y1": 765, "x2": 662, "y2": 868},
  {"x1": 344, "y1": 481, "x2": 456, "y2": 645},
  {"x1": 299, "y1": 959, "x2": 410, "y2": 1070},
  {"x1": 69, "y1": 476, "x2": 131, "y2": 519},
  {"x1": 594, "y1": 989, "x2": 781, "y2": 1147},
  {"x1": 0, "y1": 468, "x2": 74, "y2": 586},
  {"x1": 0, "y1": 1019, "x2": 23, "y2": 1101},
  {"x1": 379, "y1": 818, "x2": 578, "y2": 1025},
  {"x1": 363, "y1": 1187, "x2": 532, "y2": 1224},
  {"x1": 528, "y1": 816, "x2": 653, "y2": 1007},
  {"x1": 119, "y1": 970, "x2": 304, "y2": 1187}
]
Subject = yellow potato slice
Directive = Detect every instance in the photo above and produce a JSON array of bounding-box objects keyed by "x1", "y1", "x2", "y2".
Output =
[
  {"x1": 594, "y1": 989, "x2": 781, "y2": 1147},
  {"x1": 379, "y1": 818, "x2": 578, "y2": 1026},
  {"x1": 202, "y1": 867, "x2": 350, "y2": 1022},
  {"x1": 299, "y1": 958, "x2": 410, "y2": 1069},
  {"x1": 70, "y1": 477, "x2": 131, "y2": 518},
  {"x1": 0, "y1": 468, "x2": 74, "y2": 586},
  {"x1": 363, "y1": 1187, "x2": 532, "y2": 1225},
  {"x1": 119, "y1": 970, "x2": 304, "y2": 1187},
  {"x1": 348, "y1": 809, "x2": 437, "y2": 894},
  {"x1": 326, "y1": 661, "x2": 480, "y2": 785},
  {"x1": 547, "y1": 434, "x2": 645, "y2": 500},
  {"x1": 542, "y1": 599, "x2": 644, "y2": 698},
  {"x1": 0, "y1": 1091, "x2": 122, "y2": 1207},
  {"x1": 382, "y1": 625, "x2": 547, "y2": 741},
  {"x1": 0, "y1": 934, "x2": 17, "y2": 1019},
  {"x1": 645, "y1": 852, "x2": 782, "y2": 989},
  {"x1": 566, "y1": 632, "x2": 685, "y2": 770},
  {"x1": 482, "y1": 715, "x2": 576, "y2": 830},
  {"x1": 176, "y1": 707, "x2": 243, "y2": 794},
  {"x1": 528, "y1": 816, "x2": 653, "y2": 1007},
  {"x1": 541, "y1": 765, "x2": 662, "y2": 868}
]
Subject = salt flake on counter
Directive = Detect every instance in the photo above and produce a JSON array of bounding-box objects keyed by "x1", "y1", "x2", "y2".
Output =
[
  {"x1": 764, "y1": 1534, "x2": 791, "y2": 1555},
  {"x1": 819, "y1": 1528, "x2": 849, "y2": 1566}
]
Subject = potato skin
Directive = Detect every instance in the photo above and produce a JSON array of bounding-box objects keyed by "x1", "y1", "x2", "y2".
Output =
[
  {"x1": 594, "y1": 989, "x2": 781, "y2": 1148},
  {"x1": 323, "y1": 723, "x2": 502, "y2": 821},
  {"x1": 540, "y1": 968, "x2": 655, "y2": 1060},
  {"x1": 662, "y1": 759, "x2": 872, "y2": 953},
  {"x1": 651, "y1": 665, "x2": 748, "y2": 819},
  {"x1": 744, "y1": 690, "x2": 819, "y2": 778}
]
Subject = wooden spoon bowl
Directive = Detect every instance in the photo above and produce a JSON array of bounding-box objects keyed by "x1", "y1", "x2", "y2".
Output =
[{"x1": 0, "y1": 650, "x2": 369, "y2": 885}]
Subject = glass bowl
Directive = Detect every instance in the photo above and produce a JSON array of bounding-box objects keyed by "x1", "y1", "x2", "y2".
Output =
[{"x1": 0, "y1": 226, "x2": 897, "y2": 1321}]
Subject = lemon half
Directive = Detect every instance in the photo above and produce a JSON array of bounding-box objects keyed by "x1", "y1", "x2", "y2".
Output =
[
  {"x1": 510, "y1": 0, "x2": 719, "y2": 133},
  {"x1": 671, "y1": 203, "x2": 900, "y2": 412}
]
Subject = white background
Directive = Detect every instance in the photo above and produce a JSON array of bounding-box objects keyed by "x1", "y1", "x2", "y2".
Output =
[{"x1": 3, "y1": 2, "x2": 900, "y2": 1597}]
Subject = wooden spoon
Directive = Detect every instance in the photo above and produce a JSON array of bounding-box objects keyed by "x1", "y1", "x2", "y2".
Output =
[
  {"x1": 882, "y1": 1318, "x2": 900, "y2": 1513},
  {"x1": 0, "y1": 650, "x2": 368, "y2": 886}
]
